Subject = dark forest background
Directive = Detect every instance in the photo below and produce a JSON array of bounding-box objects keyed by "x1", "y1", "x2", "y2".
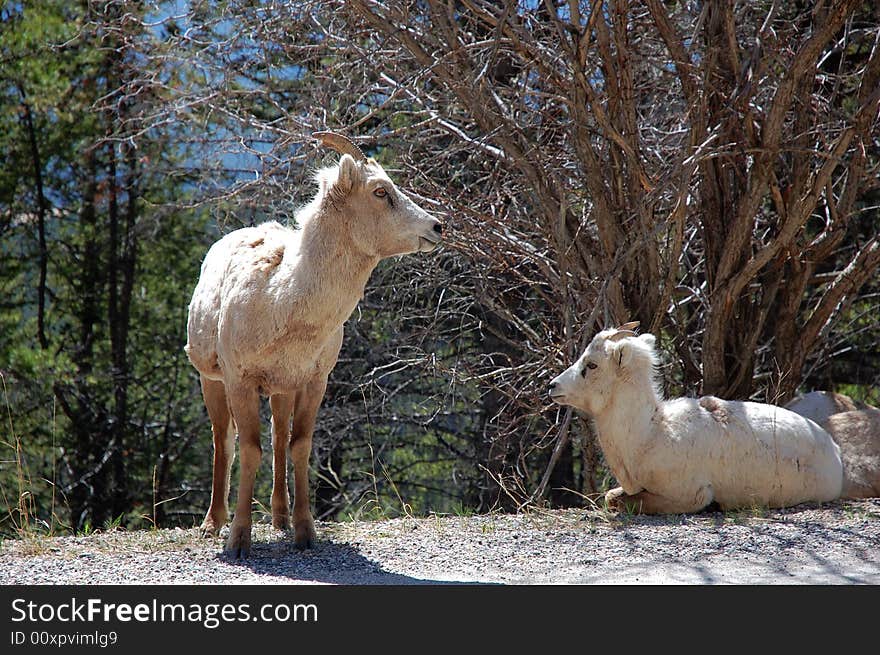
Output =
[{"x1": 2, "y1": 0, "x2": 879, "y2": 537}]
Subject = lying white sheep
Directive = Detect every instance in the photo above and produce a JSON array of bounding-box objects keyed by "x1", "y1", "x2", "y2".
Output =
[
  {"x1": 822, "y1": 408, "x2": 880, "y2": 498},
  {"x1": 784, "y1": 391, "x2": 880, "y2": 499},
  {"x1": 186, "y1": 132, "x2": 443, "y2": 557},
  {"x1": 785, "y1": 391, "x2": 880, "y2": 498},
  {"x1": 548, "y1": 323, "x2": 845, "y2": 513},
  {"x1": 784, "y1": 390, "x2": 863, "y2": 427}
]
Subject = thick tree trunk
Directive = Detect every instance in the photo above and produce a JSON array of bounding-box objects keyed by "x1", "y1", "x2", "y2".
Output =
[{"x1": 17, "y1": 84, "x2": 50, "y2": 350}]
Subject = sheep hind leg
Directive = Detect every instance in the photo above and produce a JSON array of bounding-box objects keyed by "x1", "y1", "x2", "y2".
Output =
[
  {"x1": 605, "y1": 485, "x2": 714, "y2": 515},
  {"x1": 199, "y1": 376, "x2": 235, "y2": 538},
  {"x1": 226, "y1": 385, "x2": 262, "y2": 559},
  {"x1": 289, "y1": 378, "x2": 328, "y2": 550},
  {"x1": 269, "y1": 393, "x2": 295, "y2": 530}
]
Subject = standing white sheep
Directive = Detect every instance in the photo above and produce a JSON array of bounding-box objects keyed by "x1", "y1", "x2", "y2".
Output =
[
  {"x1": 185, "y1": 132, "x2": 443, "y2": 556},
  {"x1": 548, "y1": 323, "x2": 846, "y2": 513}
]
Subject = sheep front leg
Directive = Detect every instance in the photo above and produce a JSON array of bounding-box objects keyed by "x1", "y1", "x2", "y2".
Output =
[
  {"x1": 270, "y1": 393, "x2": 295, "y2": 530},
  {"x1": 605, "y1": 485, "x2": 714, "y2": 515},
  {"x1": 226, "y1": 385, "x2": 262, "y2": 558},
  {"x1": 199, "y1": 376, "x2": 235, "y2": 537},
  {"x1": 289, "y1": 379, "x2": 328, "y2": 549}
]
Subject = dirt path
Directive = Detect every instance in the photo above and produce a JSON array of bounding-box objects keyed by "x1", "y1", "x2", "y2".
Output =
[{"x1": 2, "y1": 499, "x2": 878, "y2": 585}]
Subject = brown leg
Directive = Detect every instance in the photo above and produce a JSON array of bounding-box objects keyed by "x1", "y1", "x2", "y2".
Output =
[
  {"x1": 199, "y1": 376, "x2": 234, "y2": 537},
  {"x1": 226, "y1": 384, "x2": 261, "y2": 558},
  {"x1": 289, "y1": 378, "x2": 327, "y2": 549},
  {"x1": 269, "y1": 393, "x2": 294, "y2": 530},
  {"x1": 605, "y1": 485, "x2": 713, "y2": 514}
]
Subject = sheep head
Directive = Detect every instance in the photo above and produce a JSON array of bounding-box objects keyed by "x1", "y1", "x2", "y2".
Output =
[
  {"x1": 548, "y1": 323, "x2": 657, "y2": 415},
  {"x1": 312, "y1": 131, "x2": 443, "y2": 258}
]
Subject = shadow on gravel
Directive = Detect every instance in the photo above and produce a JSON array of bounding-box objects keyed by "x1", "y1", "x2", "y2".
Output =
[
  {"x1": 575, "y1": 555, "x2": 879, "y2": 585},
  {"x1": 586, "y1": 508, "x2": 880, "y2": 584},
  {"x1": 217, "y1": 537, "x2": 492, "y2": 585}
]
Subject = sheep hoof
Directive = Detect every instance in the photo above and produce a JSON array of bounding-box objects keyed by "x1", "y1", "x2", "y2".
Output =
[
  {"x1": 226, "y1": 523, "x2": 252, "y2": 559},
  {"x1": 604, "y1": 487, "x2": 643, "y2": 514},
  {"x1": 294, "y1": 518, "x2": 316, "y2": 550},
  {"x1": 272, "y1": 512, "x2": 291, "y2": 531},
  {"x1": 604, "y1": 487, "x2": 626, "y2": 509},
  {"x1": 200, "y1": 513, "x2": 226, "y2": 538}
]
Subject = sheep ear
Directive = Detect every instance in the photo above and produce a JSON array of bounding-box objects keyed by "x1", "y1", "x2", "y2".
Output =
[
  {"x1": 639, "y1": 333, "x2": 656, "y2": 349},
  {"x1": 333, "y1": 154, "x2": 361, "y2": 196},
  {"x1": 614, "y1": 341, "x2": 634, "y2": 369}
]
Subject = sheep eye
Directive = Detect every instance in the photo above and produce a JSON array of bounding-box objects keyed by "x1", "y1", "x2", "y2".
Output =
[
  {"x1": 581, "y1": 362, "x2": 597, "y2": 377},
  {"x1": 373, "y1": 187, "x2": 387, "y2": 198}
]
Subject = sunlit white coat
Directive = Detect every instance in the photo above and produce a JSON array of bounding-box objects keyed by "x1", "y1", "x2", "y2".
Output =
[
  {"x1": 784, "y1": 390, "x2": 861, "y2": 427},
  {"x1": 186, "y1": 135, "x2": 442, "y2": 556},
  {"x1": 548, "y1": 327, "x2": 844, "y2": 513}
]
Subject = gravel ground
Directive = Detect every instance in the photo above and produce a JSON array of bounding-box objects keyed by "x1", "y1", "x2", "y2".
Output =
[{"x1": 1, "y1": 499, "x2": 878, "y2": 585}]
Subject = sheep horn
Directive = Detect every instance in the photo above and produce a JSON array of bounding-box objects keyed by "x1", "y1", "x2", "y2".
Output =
[
  {"x1": 313, "y1": 131, "x2": 367, "y2": 163},
  {"x1": 608, "y1": 329, "x2": 637, "y2": 342},
  {"x1": 617, "y1": 321, "x2": 640, "y2": 332}
]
